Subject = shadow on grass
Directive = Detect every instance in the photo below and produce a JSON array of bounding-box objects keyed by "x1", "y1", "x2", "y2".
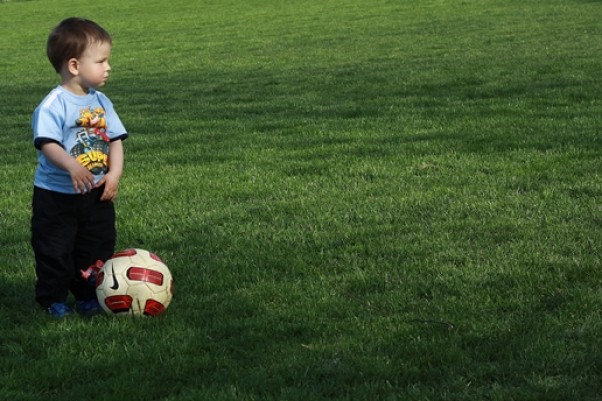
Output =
[
  {"x1": 9, "y1": 54, "x2": 598, "y2": 174},
  {"x1": 95, "y1": 58, "x2": 601, "y2": 174}
]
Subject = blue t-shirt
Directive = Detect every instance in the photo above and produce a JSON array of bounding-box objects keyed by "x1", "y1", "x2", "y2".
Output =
[{"x1": 32, "y1": 86, "x2": 128, "y2": 194}]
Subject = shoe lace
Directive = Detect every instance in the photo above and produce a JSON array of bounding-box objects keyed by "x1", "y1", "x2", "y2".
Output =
[{"x1": 80, "y1": 260, "x2": 104, "y2": 286}]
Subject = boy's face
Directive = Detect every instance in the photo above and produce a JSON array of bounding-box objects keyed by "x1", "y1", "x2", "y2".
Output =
[{"x1": 74, "y1": 41, "x2": 112, "y2": 90}]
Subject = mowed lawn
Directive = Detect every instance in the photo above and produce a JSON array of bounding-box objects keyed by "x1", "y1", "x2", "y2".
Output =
[{"x1": 1, "y1": 0, "x2": 601, "y2": 400}]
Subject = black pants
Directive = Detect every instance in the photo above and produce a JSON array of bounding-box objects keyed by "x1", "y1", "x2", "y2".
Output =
[{"x1": 31, "y1": 186, "x2": 116, "y2": 308}]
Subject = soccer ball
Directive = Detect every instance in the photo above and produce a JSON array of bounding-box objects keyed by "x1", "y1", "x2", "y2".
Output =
[{"x1": 96, "y1": 248, "x2": 174, "y2": 317}]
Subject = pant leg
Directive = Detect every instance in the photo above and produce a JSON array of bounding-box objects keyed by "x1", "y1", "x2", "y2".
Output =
[
  {"x1": 70, "y1": 187, "x2": 116, "y2": 301},
  {"x1": 31, "y1": 187, "x2": 78, "y2": 308}
]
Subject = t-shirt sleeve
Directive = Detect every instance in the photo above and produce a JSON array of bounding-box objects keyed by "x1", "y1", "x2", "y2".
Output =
[{"x1": 32, "y1": 104, "x2": 64, "y2": 150}]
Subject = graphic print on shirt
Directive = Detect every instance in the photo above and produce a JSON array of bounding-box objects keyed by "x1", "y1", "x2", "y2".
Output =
[{"x1": 70, "y1": 107, "x2": 111, "y2": 175}]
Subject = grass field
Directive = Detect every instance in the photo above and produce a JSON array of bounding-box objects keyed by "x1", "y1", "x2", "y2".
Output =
[{"x1": 1, "y1": 0, "x2": 602, "y2": 399}]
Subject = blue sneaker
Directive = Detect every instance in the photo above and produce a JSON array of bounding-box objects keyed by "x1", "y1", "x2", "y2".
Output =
[
  {"x1": 76, "y1": 299, "x2": 103, "y2": 316},
  {"x1": 47, "y1": 302, "x2": 74, "y2": 318}
]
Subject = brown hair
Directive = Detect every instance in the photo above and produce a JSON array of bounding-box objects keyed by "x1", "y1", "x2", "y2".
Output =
[{"x1": 47, "y1": 17, "x2": 112, "y2": 73}]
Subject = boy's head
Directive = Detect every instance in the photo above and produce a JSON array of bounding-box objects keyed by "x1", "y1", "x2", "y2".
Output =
[{"x1": 47, "y1": 17, "x2": 112, "y2": 74}]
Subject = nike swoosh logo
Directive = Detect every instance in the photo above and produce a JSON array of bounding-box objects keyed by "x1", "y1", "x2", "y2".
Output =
[{"x1": 110, "y1": 266, "x2": 119, "y2": 290}]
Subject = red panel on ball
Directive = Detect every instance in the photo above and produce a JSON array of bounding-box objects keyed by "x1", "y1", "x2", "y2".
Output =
[
  {"x1": 111, "y1": 249, "x2": 138, "y2": 258},
  {"x1": 104, "y1": 295, "x2": 133, "y2": 313},
  {"x1": 127, "y1": 267, "x2": 164, "y2": 285},
  {"x1": 144, "y1": 299, "x2": 166, "y2": 316},
  {"x1": 96, "y1": 271, "x2": 105, "y2": 287}
]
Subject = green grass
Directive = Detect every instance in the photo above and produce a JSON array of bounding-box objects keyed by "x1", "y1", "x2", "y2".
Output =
[{"x1": 1, "y1": 0, "x2": 602, "y2": 399}]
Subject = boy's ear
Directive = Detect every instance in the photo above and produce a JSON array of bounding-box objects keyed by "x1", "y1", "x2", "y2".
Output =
[{"x1": 66, "y1": 58, "x2": 79, "y2": 75}]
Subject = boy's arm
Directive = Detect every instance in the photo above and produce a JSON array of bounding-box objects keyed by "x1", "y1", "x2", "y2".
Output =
[
  {"x1": 40, "y1": 142, "x2": 95, "y2": 194},
  {"x1": 97, "y1": 139, "x2": 124, "y2": 202}
]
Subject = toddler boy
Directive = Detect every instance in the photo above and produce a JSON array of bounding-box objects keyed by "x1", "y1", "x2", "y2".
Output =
[{"x1": 31, "y1": 17, "x2": 128, "y2": 317}]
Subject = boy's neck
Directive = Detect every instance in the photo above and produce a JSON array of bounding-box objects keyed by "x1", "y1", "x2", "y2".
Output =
[{"x1": 61, "y1": 80, "x2": 91, "y2": 96}]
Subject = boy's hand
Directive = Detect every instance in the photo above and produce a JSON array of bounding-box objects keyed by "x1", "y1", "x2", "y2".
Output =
[
  {"x1": 96, "y1": 139, "x2": 124, "y2": 202},
  {"x1": 96, "y1": 172, "x2": 120, "y2": 202},
  {"x1": 40, "y1": 142, "x2": 96, "y2": 194},
  {"x1": 68, "y1": 163, "x2": 95, "y2": 194}
]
